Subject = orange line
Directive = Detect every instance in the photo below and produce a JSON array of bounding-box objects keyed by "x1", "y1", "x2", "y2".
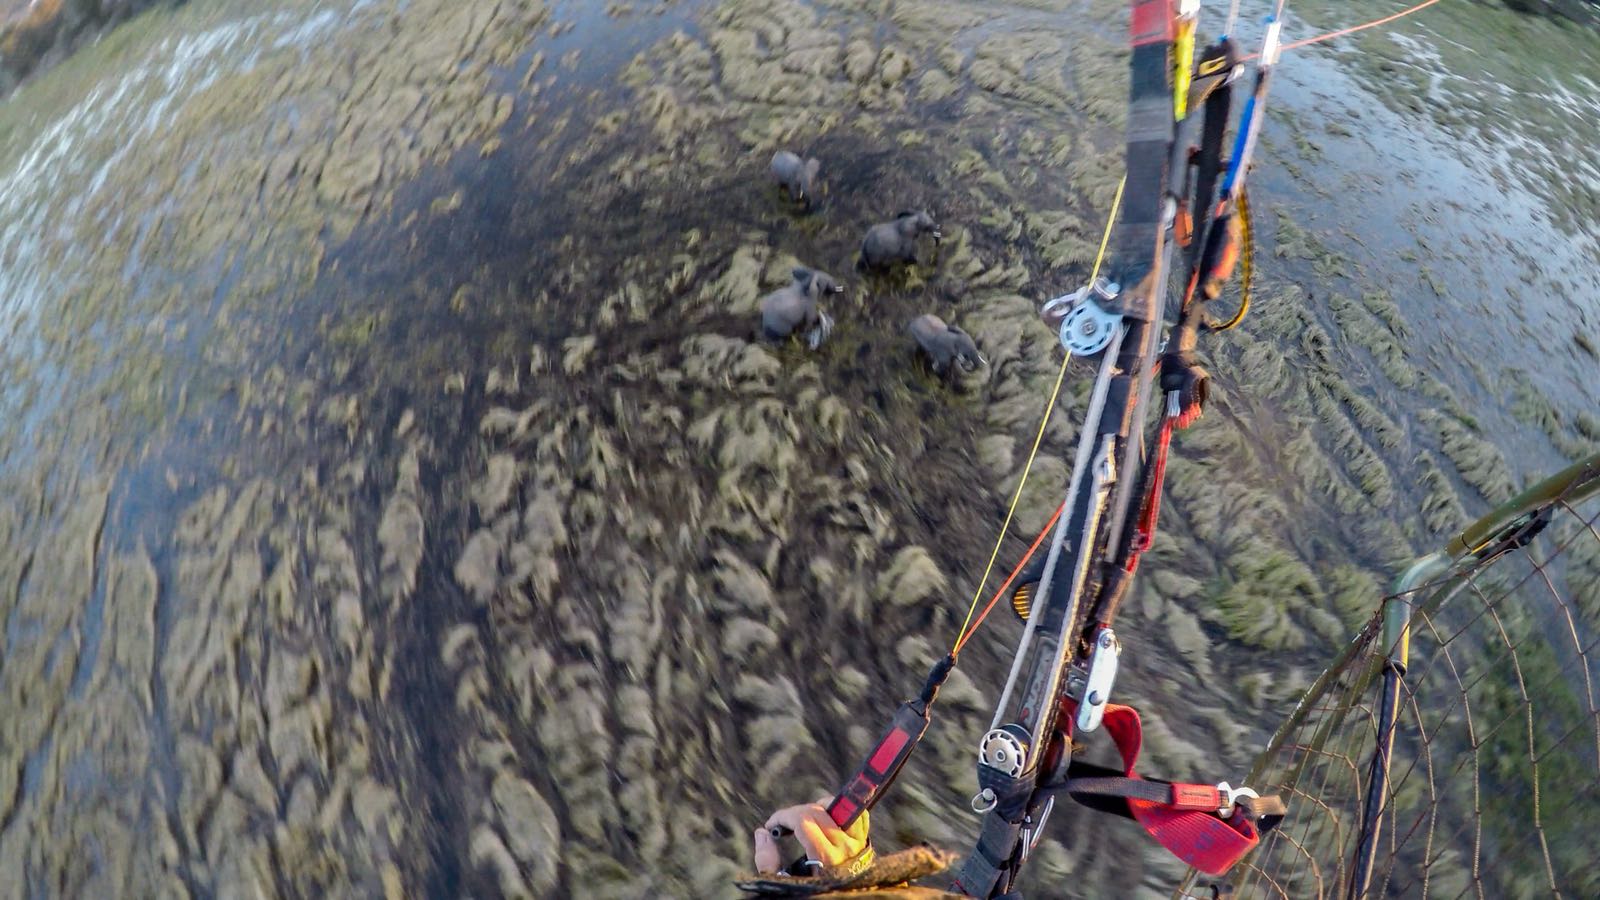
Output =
[
  {"x1": 953, "y1": 500, "x2": 1065, "y2": 656},
  {"x1": 1243, "y1": 0, "x2": 1446, "y2": 60}
]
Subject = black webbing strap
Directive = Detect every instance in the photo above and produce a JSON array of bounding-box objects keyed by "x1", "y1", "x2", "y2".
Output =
[
  {"x1": 1043, "y1": 760, "x2": 1287, "y2": 834},
  {"x1": 1186, "y1": 38, "x2": 1238, "y2": 277}
]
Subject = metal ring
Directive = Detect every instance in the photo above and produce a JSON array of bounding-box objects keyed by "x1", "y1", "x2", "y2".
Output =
[{"x1": 971, "y1": 788, "x2": 997, "y2": 813}]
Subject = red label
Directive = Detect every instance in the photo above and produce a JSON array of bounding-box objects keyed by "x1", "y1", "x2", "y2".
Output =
[
  {"x1": 1171, "y1": 783, "x2": 1222, "y2": 810},
  {"x1": 869, "y1": 727, "x2": 911, "y2": 774},
  {"x1": 1130, "y1": 0, "x2": 1174, "y2": 45},
  {"x1": 829, "y1": 796, "x2": 859, "y2": 826}
]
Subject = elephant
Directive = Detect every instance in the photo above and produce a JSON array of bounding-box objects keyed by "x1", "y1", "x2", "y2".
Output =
[
  {"x1": 859, "y1": 210, "x2": 941, "y2": 270},
  {"x1": 761, "y1": 267, "x2": 843, "y2": 349},
  {"x1": 770, "y1": 151, "x2": 822, "y2": 208},
  {"x1": 908, "y1": 313, "x2": 986, "y2": 376}
]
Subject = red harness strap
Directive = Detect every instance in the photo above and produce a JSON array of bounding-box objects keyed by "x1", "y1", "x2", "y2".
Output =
[
  {"x1": 1072, "y1": 703, "x2": 1270, "y2": 876},
  {"x1": 1123, "y1": 415, "x2": 1174, "y2": 574},
  {"x1": 1123, "y1": 391, "x2": 1203, "y2": 575}
]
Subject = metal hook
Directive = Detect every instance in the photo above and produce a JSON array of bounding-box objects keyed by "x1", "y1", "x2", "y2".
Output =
[{"x1": 1215, "y1": 781, "x2": 1259, "y2": 818}]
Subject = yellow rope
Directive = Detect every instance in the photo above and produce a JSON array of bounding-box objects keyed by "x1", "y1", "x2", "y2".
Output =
[{"x1": 952, "y1": 176, "x2": 1127, "y2": 650}]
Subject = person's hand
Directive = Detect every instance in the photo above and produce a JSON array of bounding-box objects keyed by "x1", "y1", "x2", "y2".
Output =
[{"x1": 751, "y1": 797, "x2": 871, "y2": 875}]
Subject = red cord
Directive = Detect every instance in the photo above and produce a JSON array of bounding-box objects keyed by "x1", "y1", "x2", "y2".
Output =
[
  {"x1": 953, "y1": 390, "x2": 1202, "y2": 652},
  {"x1": 1243, "y1": 0, "x2": 1445, "y2": 61},
  {"x1": 953, "y1": 500, "x2": 1065, "y2": 656}
]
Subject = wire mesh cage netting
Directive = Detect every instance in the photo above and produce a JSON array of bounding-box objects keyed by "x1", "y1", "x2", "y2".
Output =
[{"x1": 1175, "y1": 454, "x2": 1600, "y2": 899}]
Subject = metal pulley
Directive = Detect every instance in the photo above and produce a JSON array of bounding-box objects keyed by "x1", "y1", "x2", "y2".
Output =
[
  {"x1": 1041, "y1": 276, "x2": 1123, "y2": 356},
  {"x1": 978, "y1": 725, "x2": 1030, "y2": 778},
  {"x1": 971, "y1": 723, "x2": 1032, "y2": 814},
  {"x1": 1060, "y1": 302, "x2": 1122, "y2": 356}
]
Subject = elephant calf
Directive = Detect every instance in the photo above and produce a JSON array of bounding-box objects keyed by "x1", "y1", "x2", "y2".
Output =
[
  {"x1": 761, "y1": 267, "x2": 843, "y2": 349},
  {"x1": 859, "y1": 210, "x2": 941, "y2": 270},
  {"x1": 908, "y1": 314, "x2": 986, "y2": 376},
  {"x1": 770, "y1": 150, "x2": 821, "y2": 208}
]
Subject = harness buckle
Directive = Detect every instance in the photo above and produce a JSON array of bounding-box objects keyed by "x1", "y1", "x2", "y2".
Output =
[{"x1": 1214, "y1": 781, "x2": 1259, "y2": 819}]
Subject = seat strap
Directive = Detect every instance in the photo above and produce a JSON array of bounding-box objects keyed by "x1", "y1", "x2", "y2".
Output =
[{"x1": 1046, "y1": 703, "x2": 1286, "y2": 876}]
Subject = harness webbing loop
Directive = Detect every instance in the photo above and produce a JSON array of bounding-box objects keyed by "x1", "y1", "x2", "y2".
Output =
[
  {"x1": 1122, "y1": 380, "x2": 1201, "y2": 576},
  {"x1": 1124, "y1": 415, "x2": 1174, "y2": 573},
  {"x1": 1053, "y1": 703, "x2": 1284, "y2": 876}
]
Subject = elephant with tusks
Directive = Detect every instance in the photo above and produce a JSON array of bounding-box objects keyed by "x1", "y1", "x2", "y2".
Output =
[
  {"x1": 769, "y1": 150, "x2": 821, "y2": 208},
  {"x1": 908, "y1": 314, "x2": 986, "y2": 377},
  {"x1": 761, "y1": 267, "x2": 842, "y2": 349},
  {"x1": 859, "y1": 210, "x2": 941, "y2": 270}
]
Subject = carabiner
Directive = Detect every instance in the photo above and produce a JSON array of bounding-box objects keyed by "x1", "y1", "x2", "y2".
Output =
[{"x1": 1215, "y1": 781, "x2": 1260, "y2": 819}]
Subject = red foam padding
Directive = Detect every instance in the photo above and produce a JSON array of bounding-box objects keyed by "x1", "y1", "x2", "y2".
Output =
[
  {"x1": 869, "y1": 728, "x2": 911, "y2": 775},
  {"x1": 829, "y1": 796, "x2": 859, "y2": 827},
  {"x1": 1130, "y1": 0, "x2": 1175, "y2": 45}
]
